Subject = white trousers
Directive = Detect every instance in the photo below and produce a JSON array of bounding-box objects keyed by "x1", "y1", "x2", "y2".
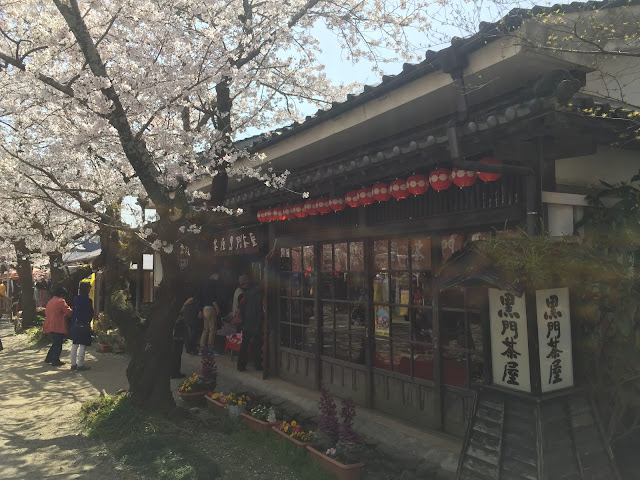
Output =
[{"x1": 70, "y1": 343, "x2": 86, "y2": 367}]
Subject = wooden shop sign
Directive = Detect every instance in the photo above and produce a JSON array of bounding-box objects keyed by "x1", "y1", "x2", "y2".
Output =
[{"x1": 212, "y1": 228, "x2": 261, "y2": 256}]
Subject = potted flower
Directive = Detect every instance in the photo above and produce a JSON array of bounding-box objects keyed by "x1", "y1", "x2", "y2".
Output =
[
  {"x1": 177, "y1": 373, "x2": 207, "y2": 405},
  {"x1": 225, "y1": 392, "x2": 250, "y2": 418},
  {"x1": 306, "y1": 388, "x2": 365, "y2": 480},
  {"x1": 205, "y1": 392, "x2": 227, "y2": 416},
  {"x1": 96, "y1": 332, "x2": 114, "y2": 353},
  {"x1": 176, "y1": 350, "x2": 217, "y2": 405},
  {"x1": 271, "y1": 419, "x2": 313, "y2": 451},
  {"x1": 241, "y1": 404, "x2": 279, "y2": 432}
]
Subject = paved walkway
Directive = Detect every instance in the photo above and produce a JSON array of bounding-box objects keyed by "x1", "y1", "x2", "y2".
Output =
[
  {"x1": 0, "y1": 319, "x2": 460, "y2": 479},
  {"x1": 0, "y1": 320, "x2": 133, "y2": 480}
]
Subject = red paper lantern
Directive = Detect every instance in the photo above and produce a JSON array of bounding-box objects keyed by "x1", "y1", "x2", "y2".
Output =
[
  {"x1": 282, "y1": 205, "x2": 293, "y2": 220},
  {"x1": 304, "y1": 199, "x2": 318, "y2": 216},
  {"x1": 264, "y1": 208, "x2": 276, "y2": 222},
  {"x1": 407, "y1": 174, "x2": 429, "y2": 196},
  {"x1": 257, "y1": 210, "x2": 265, "y2": 223},
  {"x1": 372, "y1": 182, "x2": 391, "y2": 202},
  {"x1": 358, "y1": 187, "x2": 374, "y2": 206},
  {"x1": 345, "y1": 190, "x2": 360, "y2": 208},
  {"x1": 429, "y1": 168, "x2": 452, "y2": 191},
  {"x1": 477, "y1": 157, "x2": 503, "y2": 182},
  {"x1": 451, "y1": 168, "x2": 477, "y2": 188},
  {"x1": 276, "y1": 207, "x2": 286, "y2": 221},
  {"x1": 330, "y1": 197, "x2": 346, "y2": 212},
  {"x1": 316, "y1": 198, "x2": 332, "y2": 214},
  {"x1": 293, "y1": 203, "x2": 306, "y2": 218},
  {"x1": 389, "y1": 178, "x2": 409, "y2": 200}
]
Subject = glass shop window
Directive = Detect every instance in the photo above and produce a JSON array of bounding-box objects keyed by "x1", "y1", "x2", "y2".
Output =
[
  {"x1": 373, "y1": 237, "x2": 434, "y2": 380},
  {"x1": 279, "y1": 246, "x2": 315, "y2": 353},
  {"x1": 440, "y1": 286, "x2": 486, "y2": 388},
  {"x1": 319, "y1": 241, "x2": 366, "y2": 364}
]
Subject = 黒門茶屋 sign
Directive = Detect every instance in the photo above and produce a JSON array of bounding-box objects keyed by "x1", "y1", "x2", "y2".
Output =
[
  {"x1": 536, "y1": 288, "x2": 574, "y2": 393},
  {"x1": 489, "y1": 289, "x2": 531, "y2": 393}
]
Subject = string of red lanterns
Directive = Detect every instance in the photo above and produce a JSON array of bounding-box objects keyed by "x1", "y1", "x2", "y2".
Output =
[{"x1": 257, "y1": 158, "x2": 503, "y2": 222}]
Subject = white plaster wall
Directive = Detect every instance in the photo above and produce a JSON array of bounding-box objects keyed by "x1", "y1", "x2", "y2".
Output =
[
  {"x1": 555, "y1": 146, "x2": 640, "y2": 188},
  {"x1": 584, "y1": 55, "x2": 640, "y2": 107}
]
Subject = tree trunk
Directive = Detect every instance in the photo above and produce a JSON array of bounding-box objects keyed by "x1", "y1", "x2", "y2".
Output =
[
  {"x1": 49, "y1": 253, "x2": 65, "y2": 286},
  {"x1": 99, "y1": 218, "x2": 181, "y2": 413},
  {"x1": 15, "y1": 241, "x2": 37, "y2": 328}
]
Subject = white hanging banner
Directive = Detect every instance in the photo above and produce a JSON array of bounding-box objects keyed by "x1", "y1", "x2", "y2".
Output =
[
  {"x1": 536, "y1": 288, "x2": 574, "y2": 393},
  {"x1": 489, "y1": 289, "x2": 531, "y2": 392}
]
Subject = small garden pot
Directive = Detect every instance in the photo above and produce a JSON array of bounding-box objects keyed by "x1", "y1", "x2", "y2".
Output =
[
  {"x1": 97, "y1": 343, "x2": 113, "y2": 353},
  {"x1": 226, "y1": 404, "x2": 245, "y2": 418},
  {"x1": 306, "y1": 446, "x2": 364, "y2": 480},
  {"x1": 177, "y1": 390, "x2": 206, "y2": 406},
  {"x1": 271, "y1": 425, "x2": 312, "y2": 451},
  {"x1": 205, "y1": 396, "x2": 227, "y2": 417},
  {"x1": 241, "y1": 412, "x2": 279, "y2": 433}
]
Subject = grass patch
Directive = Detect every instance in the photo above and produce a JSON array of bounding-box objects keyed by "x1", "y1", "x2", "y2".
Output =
[
  {"x1": 221, "y1": 419, "x2": 331, "y2": 480},
  {"x1": 80, "y1": 393, "x2": 151, "y2": 440},
  {"x1": 114, "y1": 434, "x2": 221, "y2": 480},
  {"x1": 80, "y1": 394, "x2": 333, "y2": 480},
  {"x1": 80, "y1": 394, "x2": 221, "y2": 479}
]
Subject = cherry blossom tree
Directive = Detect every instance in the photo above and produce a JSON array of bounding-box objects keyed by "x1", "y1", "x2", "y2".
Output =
[
  {"x1": 0, "y1": 150, "x2": 93, "y2": 326},
  {"x1": 0, "y1": 0, "x2": 434, "y2": 412}
]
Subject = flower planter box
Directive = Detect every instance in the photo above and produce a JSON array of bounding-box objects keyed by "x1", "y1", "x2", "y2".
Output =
[
  {"x1": 205, "y1": 396, "x2": 227, "y2": 417},
  {"x1": 176, "y1": 390, "x2": 206, "y2": 406},
  {"x1": 97, "y1": 343, "x2": 113, "y2": 353},
  {"x1": 306, "y1": 446, "x2": 364, "y2": 480},
  {"x1": 271, "y1": 425, "x2": 312, "y2": 451},
  {"x1": 241, "y1": 413, "x2": 279, "y2": 433}
]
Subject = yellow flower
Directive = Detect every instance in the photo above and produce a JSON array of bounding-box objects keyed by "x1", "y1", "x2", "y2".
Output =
[
  {"x1": 291, "y1": 420, "x2": 297, "y2": 427},
  {"x1": 284, "y1": 426, "x2": 289, "y2": 432},
  {"x1": 238, "y1": 400, "x2": 243, "y2": 406}
]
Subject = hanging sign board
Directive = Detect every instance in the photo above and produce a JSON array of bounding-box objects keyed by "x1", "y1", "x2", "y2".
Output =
[
  {"x1": 536, "y1": 288, "x2": 574, "y2": 393},
  {"x1": 488, "y1": 289, "x2": 531, "y2": 392},
  {"x1": 212, "y1": 228, "x2": 261, "y2": 256}
]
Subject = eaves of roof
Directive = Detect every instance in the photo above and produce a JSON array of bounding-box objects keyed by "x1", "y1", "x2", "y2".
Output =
[{"x1": 242, "y1": 0, "x2": 639, "y2": 153}]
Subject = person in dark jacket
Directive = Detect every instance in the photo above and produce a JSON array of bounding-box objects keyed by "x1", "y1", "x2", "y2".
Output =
[
  {"x1": 237, "y1": 281, "x2": 264, "y2": 372},
  {"x1": 69, "y1": 282, "x2": 93, "y2": 371}
]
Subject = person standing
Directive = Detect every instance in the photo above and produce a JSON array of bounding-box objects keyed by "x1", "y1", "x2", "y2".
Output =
[
  {"x1": 43, "y1": 285, "x2": 72, "y2": 367},
  {"x1": 69, "y1": 282, "x2": 94, "y2": 371},
  {"x1": 198, "y1": 272, "x2": 220, "y2": 355},
  {"x1": 237, "y1": 280, "x2": 264, "y2": 372},
  {"x1": 232, "y1": 274, "x2": 249, "y2": 319}
]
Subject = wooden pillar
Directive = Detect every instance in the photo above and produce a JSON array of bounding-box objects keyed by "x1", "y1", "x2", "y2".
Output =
[
  {"x1": 431, "y1": 235, "x2": 444, "y2": 431},
  {"x1": 267, "y1": 222, "x2": 278, "y2": 378},
  {"x1": 314, "y1": 240, "x2": 322, "y2": 391},
  {"x1": 364, "y1": 239, "x2": 374, "y2": 408}
]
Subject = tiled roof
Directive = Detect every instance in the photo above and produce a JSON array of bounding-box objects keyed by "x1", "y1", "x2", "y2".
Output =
[{"x1": 240, "y1": 0, "x2": 638, "y2": 151}]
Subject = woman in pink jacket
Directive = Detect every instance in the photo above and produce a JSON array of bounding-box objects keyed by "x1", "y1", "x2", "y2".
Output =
[{"x1": 43, "y1": 286, "x2": 72, "y2": 367}]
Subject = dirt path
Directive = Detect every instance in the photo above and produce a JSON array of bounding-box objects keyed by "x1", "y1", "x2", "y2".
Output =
[{"x1": 0, "y1": 319, "x2": 135, "y2": 479}]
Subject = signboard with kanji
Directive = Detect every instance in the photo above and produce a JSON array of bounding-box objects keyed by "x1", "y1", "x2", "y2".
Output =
[
  {"x1": 212, "y1": 229, "x2": 261, "y2": 256},
  {"x1": 489, "y1": 289, "x2": 531, "y2": 392},
  {"x1": 536, "y1": 288, "x2": 574, "y2": 393}
]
